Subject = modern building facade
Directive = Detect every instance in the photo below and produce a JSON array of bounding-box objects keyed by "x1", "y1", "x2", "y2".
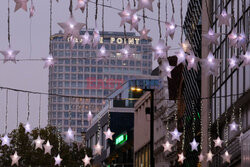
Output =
[{"x1": 48, "y1": 30, "x2": 152, "y2": 142}]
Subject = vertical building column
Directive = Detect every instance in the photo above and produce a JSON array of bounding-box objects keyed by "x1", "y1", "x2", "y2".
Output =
[{"x1": 201, "y1": 0, "x2": 212, "y2": 167}]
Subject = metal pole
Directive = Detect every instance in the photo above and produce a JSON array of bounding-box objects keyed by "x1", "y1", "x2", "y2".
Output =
[{"x1": 150, "y1": 90, "x2": 154, "y2": 167}]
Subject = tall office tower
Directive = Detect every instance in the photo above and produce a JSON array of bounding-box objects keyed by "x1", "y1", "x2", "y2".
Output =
[{"x1": 48, "y1": 30, "x2": 152, "y2": 142}]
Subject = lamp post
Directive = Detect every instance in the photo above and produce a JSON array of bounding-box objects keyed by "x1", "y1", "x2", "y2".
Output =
[{"x1": 131, "y1": 87, "x2": 155, "y2": 167}]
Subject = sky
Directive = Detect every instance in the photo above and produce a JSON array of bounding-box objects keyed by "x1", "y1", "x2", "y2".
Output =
[{"x1": 0, "y1": 0, "x2": 187, "y2": 134}]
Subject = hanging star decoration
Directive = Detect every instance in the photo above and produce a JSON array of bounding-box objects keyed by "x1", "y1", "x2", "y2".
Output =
[
  {"x1": 81, "y1": 31, "x2": 92, "y2": 45},
  {"x1": 137, "y1": 0, "x2": 154, "y2": 12},
  {"x1": 58, "y1": 16, "x2": 85, "y2": 39},
  {"x1": 165, "y1": 16, "x2": 176, "y2": 40},
  {"x1": 162, "y1": 141, "x2": 173, "y2": 152},
  {"x1": 241, "y1": 51, "x2": 250, "y2": 66},
  {"x1": 201, "y1": 52, "x2": 221, "y2": 76},
  {"x1": 75, "y1": 0, "x2": 88, "y2": 13},
  {"x1": 14, "y1": 0, "x2": 28, "y2": 12},
  {"x1": 180, "y1": 40, "x2": 191, "y2": 53},
  {"x1": 66, "y1": 127, "x2": 75, "y2": 141},
  {"x1": 130, "y1": 13, "x2": 141, "y2": 30},
  {"x1": 228, "y1": 55, "x2": 239, "y2": 69},
  {"x1": 1, "y1": 134, "x2": 11, "y2": 146},
  {"x1": 87, "y1": 111, "x2": 93, "y2": 122},
  {"x1": 97, "y1": 45, "x2": 110, "y2": 61},
  {"x1": 0, "y1": 47, "x2": 20, "y2": 63},
  {"x1": 29, "y1": 3, "x2": 35, "y2": 18},
  {"x1": 43, "y1": 55, "x2": 55, "y2": 69},
  {"x1": 229, "y1": 121, "x2": 238, "y2": 131},
  {"x1": 44, "y1": 140, "x2": 53, "y2": 155},
  {"x1": 207, "y1": 150, "x2": 214, "y2": 162},
  {"x1": 138, "y1": 28, "x2": 150, "y2": 40},
  {"x1": 175, "y1": 49, "x2": 186, "y2": 65},
  {"x1": 186, "y1": 51, "x2": 200, "y2": 71},
  {"x1": 213, "y1": 137, "x2": 223, "y2": 148},
  {"x1": 10, "y1": 151, "x2": 21, "y2": 166},
  {"x1": 94, "y1": 142, "x2": 103, "y2": 155},
  {"x1": 160, "y1": 60, "x2": 174, "y2": 79},
  {"x1": 170, "y1": 128, "x2": 182, "y2": 141},
  {"x1": 54, "y1": 154, "x2": 62, "y2": 166},
  {"x1": 221, "y1": 151, "x2": 231, "y2": 163},
  {"x1": 199, "y1": 153, "x2": 204, "y2": 162},
  {"x1": 190, "y1": 138, "x2": 199, "y2": 151},
  {"x1": 236, "y1": 32, "x2": 247, "y2": 51},
  {"x1": 216, "y1": 9, "x2": 232, "y2": 26},
  {"x1": 118, "y1": 2, "x2": 136, "y2": 26},
  {"x1": 120, "y1": 45, "x2": 135, "y2": 60},
  {"x1": 34, "y1": 135, "x2": 45, "y2": 150},
  {"x1": 178, "y1": 152, "x2": 185, "y2": 164},
  {"x1": 202, "y1": 28, "x2": 220, "y2": 45},
  {"x1": 82, "y1": 155, "x2": 91, "y2": 166},
  {"x1": 153, "y1": 39, "x2": 170, "y2": 60},
  {"x1": 228, "y1": 28, "x2": 238, "y2": 47},
  {"x1": 92, "y1": 27, "x2": 100, "y2": 47},
  {"x1": 104, "y1": 128, "x2": 115, "y2": 140},
  {"x1": 24, "y1": 122, "x2": 31, "y2": 133}
]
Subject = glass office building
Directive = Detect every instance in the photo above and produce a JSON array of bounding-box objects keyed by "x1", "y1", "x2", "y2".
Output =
[{"x1": 48, "y1": 30, "x2": 152, "y2": 142}]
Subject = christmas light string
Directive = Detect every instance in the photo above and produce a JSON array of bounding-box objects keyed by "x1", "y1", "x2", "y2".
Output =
[
  {"x1": 157, "y1": 0, "x2": 161, "y2": 39},
  {"x1": 170, "y1": 0, "x2": 175, "y2": 15},
  {"x1": 122, "y1": 0, "x2": 127, "y2": 38},
  {"x1": 102, "y1": 0, "x2": 105, "y2": 38},
  {"x1": 16, "y1": 92, "x2": 19, "y2": 128},
  {"x1": 5, "y1": 90, "x2": 9, "y2": 134},
  {"x1": 85, "y1": 2, "x2": 89, "y2": 30},
  {"x1": 180, "y1": 0, "x2": 183, "y2": 42},
  {"x1": 239, "y1": 107, "x2": 242, "y2": 132},
  {"x1": 7, "y1": 0, "x2": 10, "y2": 47},
  {"x1": 27, "y1": 93, "x2": 30, "y2": 124},
  {"x1": 192, "y1": 101, "x2": 196, "y2": 142},
  {"x1": 39, "y1": 94, "x2": 42, "y2": 129}
]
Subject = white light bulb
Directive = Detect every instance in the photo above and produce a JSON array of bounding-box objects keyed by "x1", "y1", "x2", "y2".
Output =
[
  {"x1": 169, "y1": 24, "x2": 175, "y2": 30},
  {"x1": 69, "y1": 24, "x2": 74, "y2": 29}
]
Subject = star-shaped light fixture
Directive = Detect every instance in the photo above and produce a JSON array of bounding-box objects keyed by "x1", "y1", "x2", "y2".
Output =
[
  {"x1": 0, "y1": 47, "x2": 20, "y2": 63},
  {"x1": 236, "y1": 32, "x2": 247, "y2": 51},
  {"x1": 202, "y1": 28, "x2": 220, "y2": 45},
  {"x1": 207, "y1": 150, "x2": 214, "y2": 162},
  {"x1": 97, "y1": 45, "x2": 110, "y2": 61},
  {"x1": 139, "y1": 28, "x2": 150, "y2": 40},
  {"x1": 190, "y1": 138, "x2": 199, "y2": 151},
  {"x1": 94, "y1": 142, "x2": 103, "y2": 155},
  {"x1": 66, "y1": 127, "x2": 75, "y2": 141},
  {"x1": 75, "y1": 0, "x2": 88, "y2": 13},
  {"x1": 58, "y1": 16, "x2": 85, "y2": 39},
  {"x1": 216, "y1": 9, "x2": 232, "y2": 26},
  {"x1": 160, "y1": 60, "x2": 175, "y2": 79},
  {"x1": 87, "y1": 111, "x2": 93, "y2": 122},
  {"x1": 118, "y1": 2, "x2": 136, "y2": 26},
  {"x1": 29, "y1": 4, "x2": 35, "y2": 18},
  {"x1": 221, "y1": 151, "x2": 231, "y2": 163},
  {"x1": 92, "y1": 28, "x2": 100, "y2": 47},
  {"x1": 104, "y1": 128, "x2": 115, "y2": 140},
  {"x1": 82, "y1": 155, "x2": 91, "y2": 166},
  {"x1": 1, "y1": 134, "x2": 11, "y2": 146},
  {"x1": 43, "y1": 55, "x2": 55, "y2": 69},
  {"x1": 54, "y1": 154, "x2": 62, "y2": 166},
  {"x1": 165, "y1": 16, "x2": 176, "y2": 40},
  {"x1": 186, "y1": 52, "x2": 200, "y2": 71},
  {"x1": 130, "y1": 13, "x2": 141, "y2": 30},
  {"x1": 229, "y1": 121, "x2": 238, "y2": 131},
  {"x1": 170, "y1": 128, "x2": 182, "y2": 141},
  {"x1": 180, "y1": 40, "x2": 191, "y2": 53},
  {"x1": 213, "y1": 137, "x2": 223, "y2": 148},
  {"x1": 199, "y1": 153, "x2": 204, "y2": 162},
  {"x1": 201, "y1": 52, "x2": 221, "y2": 76},
  {"x1": 162, "y1": 141, "x2": 172, "y2": 152},
  {"x1": 153, "y1": 39, "x2": 170, "y2": 60},
  {"x1": 228, "y1": 55, "x2": 239, "y2": 69},
  {"x1": 44, "y1": 140, "x2": 53, "y2": 155},
  {"x1": 178, "y1": 152, "x2": 185, "y2": 164},
  {"x1": 228, "y1": 28, "x2": 238, "y2": 47},
  {"x1": 81, "y1": 31, "x2": 92, "y2": 45},
  {"x1": 241, "y1": 51, "x2": 250, "y2": 66},
  {"x1": 120, "y1": 45, "x2": 135, "y2": 60},
  {"x1": 11, "y1": 151, "x2": 21, "y2": 166},
  {"x1": 137, "y1": 0, "x2": 154, "y2": 12},
  {"x1": 175, "y1": 49, "x2": 186, "y2": 65},
  {"x1": 34, "y1": 135, "x2": 45, "y2": 150},
  {"x1": 14, "y1": 0, "x2": 28, "y2": 12}
]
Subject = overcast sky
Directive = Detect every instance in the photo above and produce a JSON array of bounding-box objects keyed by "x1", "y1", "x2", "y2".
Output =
[{"x1": 0, "y1": 0, "x2": 187, "y2": 134}]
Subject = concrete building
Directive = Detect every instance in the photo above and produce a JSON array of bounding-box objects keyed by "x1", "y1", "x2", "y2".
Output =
[{"x1": 48, "y1": 30, "x2": 152, "y2": 142}]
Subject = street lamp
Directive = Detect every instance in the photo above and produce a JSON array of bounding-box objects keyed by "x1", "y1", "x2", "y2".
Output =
[{"x1": 131, "y1": 86, "x2": 155, "y2": 167}]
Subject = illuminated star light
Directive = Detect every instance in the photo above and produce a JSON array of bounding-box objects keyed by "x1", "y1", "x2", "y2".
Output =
[
  {"x1": 199, "y1": 153, "x2": 204, "y2": 162},
  {"x1": 162, "y1": 141, "x2": 172, "y2": 152},
  {"x1": 138, "y1": 28, "x2": 150, "y2": 40},
  {"x1": 202, "y1": 28, "x2": 220, "y2": 45},
  {"x1": 44, "y1": 140, "x2": 53, "y2": 155},
  {"x1": 54, "y1": 154, "x2": 62, "y2": 166},
  {"x1": 165, "y1": 16, "x2": 176, "y2": 40},
  {"x1": 190, "y1": 138, "x2": 199, "y2": 151},
  {"x1": 178, "y1": 152, "x2": 185, "y2": 164},
  {"x1": 97, "y1": 45, "x2": 110, "y2": 61},
  {"x1": 228, "y1": 55, "x2": 239, "y2": 69},
  {"x1": 82, "y1": 155, "x2": 91, "y2": 166},
  {"x1": 186, "y1": 51, "x2": 200, "y2": 71},
  {"x1": 229, "y1": 121, "x2": 238, "y2": 131},
  {"x1": 92, "y1": 28, "x2": 100, "y2": 47},
  {"x1": 216, "y1": 9, "x2": 232, "y2": 26},
  {"x1": 120, "y1": 45, "x2": 135, "y2": 60},
  {"x1": 66, "y1": 127, "x2": 75, "y2": 141},
  {"x1": 81, "y1": 31, "x2": 92, "y2": 45},
  {"x1": 43, "y1": 55, "x2": 55, "y2": 69},
  {"x1": 201, "y1": 52, "x2": 221, "y2": 76},
  {"x1": 87, "y1": 111, "x2": 93, "y2": 122},
  {"x1": 118, "y1": 2, "x2": 136, "y2": 26},
  {"x1": 175, "y1": 49, "x2": 186, "y2": 65},
  {"x1": 207, "y1": 150, "x2": 214, "y2": 162},
  {"x1": 94, "y1": 142, "x2": 103, "y2": 155},
  {"x1": 137, "y1": 0, "x2": 154, "y2": 12},
  {"x1": 221, "y1": 151, "x2": 232, "y2": 163},
  {"x1": 240, "y1": 51, "x2": 250, "y2": 66},
  {"x1": 104, "y1": 128, "x2": 115, "y2": 140},
  {"x1": 75, "y1": 0, "x2": 88, "y2": 13},
  {"x1": 130, "y1": 13, "x2": 141, "y2": 31},
  {"x1": 14, "y1": 0, "x2": 28, "y2": 12},
  {"x1": 213, "y1": 137, "x2": 223, "y2": 148},
  {"x1": 29, "y1": 3, "x2": 35, "y2": 18},
  {"x1": 1, "y1": 134, "x2": 11, "y2": 146},
  {"x1": 236, "y1": 32, "x2": 247, "y2": 51},
  {"x1": 228, "y1": 29, "x2": 238, "y2": 47},
  {"x1": 160, "y1": 60, "x2": 175, "y2": 79},
  {"x1": 0, "y1": 47, "x2": 20, "y2": 63},
  {"x1": 153, "y1": 39, "x2": 171, "y2": 60},
  {"x1": 179, "y1": 40, "x2": 191, "y2": 53},
  {"x1": 34, "y1": 135, "x2": 45, "y2": 150},
  {"x1": 24, "y1": 122, "x2": 31, "y2": 133},
  {"x1": 10, "y1": 151, "x2": 21, "y2": 166},
  {"x1": 170, "y1": 128, "x2": 182, "y2": 141}
]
